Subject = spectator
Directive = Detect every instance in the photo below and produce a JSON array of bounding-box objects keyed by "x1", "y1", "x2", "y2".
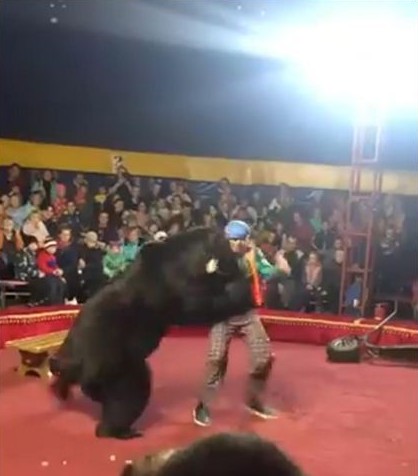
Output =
[
  {"x1": 309, "y1": 206, "x2": 323, "y2": 233},
  {"x1": 6, "y1": 192, "x2": 31, "y2": 228},
  {"x1": 272, "y1": 220, "x2": 287, "y2": 250},
  {"x1": 31, "y1": 169, "x2": 57, "y2": 207},
  {"x1": 94, "y1": 211, "x2": 118, "y2": 244},
  {"x1": 377, "y1": 225, "x2": 401, "y2": 293},
  {"x1": 182, "y1": 202, "x2": 195, "y2": 229},
  {"x1": 289, "y1": 211, "x2": 314, "y2": 253},
  {"x1": 263, "y1": 247, "x2": 292, "y2": 310},
  {"x1": 299, "y1": 251, "x2": 326, "y2": 312},
  {"x1": 156, "y1": 197, "x2": 171, "y2": 223},
  {"x1": 136, "y1": 200, "x2": 149, "y2": 228},
  {"x1": 110, "y1": 197, "x2": 125, "y2": 229},
  {"x1": 146, "y1": 179, "x2": 161, "y2": 204},
  {"x1": 36, "y1": 237, "x2": 67, "y2": 304},
  {"x1": 257, "y1": 230, "x2": 277, "y2": 263},
  {"x1": 312, "y1": 220, "x2": 335, "y2": 253},
  {"x1": 278, "y1": 236, "x2": 304, "y2": 281},
  {"x1": 42, "y1": 205, "x2": 59, "y2": 237},
  {"x1": 123, "y1": 227, "x2": 140, "y2": 265},
  {"x1": 217, "y1": 177, "x2": 232, "y2": 197},
  {"x1": 322, "y1": 237, "x2": 344, "y2": 313},
  {"x1": 344, "y1": 275, "x2": 363, "y2": 316},
  {"x1": 58, "y1": 201, "x2": 82, "y2": 237},
  {"x1": 93, "y1": 185, "x2": 108, "y2": 214},
  {"x1": 103, "y1": 241, "x2": 126, "y2": 280},
  {"x1": 74, "y1": 183, "x2": 88, "y2": 209},
  {"x1": 27, "y1": 190, "x2": 43, "y2": 212},
  {"x1": 216, "y1": 200, "x2": 230, "y2": 228},
  {"x1": 130, "y1": 184, "x2": 143, "y2": 208},
  {"x1": 108, "y1": 166, "x2": 133, "y2": 205},
  {"x1": 6, "y1": 163, "x2": 27, "y2": 197},
  {"x1": 78, "y1": 231, "x2": 105, "y2": 300},
  {"x1": 68, "y1": 173, "x2": 88, "y2": 200},
  {"x1": 276, "y1": 236, "x2": 304, "y2": 310},
  {"x1": 22, "y1": 210, "x2": 49, "y2": 246},
  {"x1": 14, "y1": 236, "x2": 48, "y2": 305},
  {"x1": 53, "y1": 183, "x2": 68, "y2": 218},
  {"x1": 0, "y1": 217, "x2": 24, "y2": 278},
  {"x1": 56, "y1": 226, "x2": 79, "y2": 303}
]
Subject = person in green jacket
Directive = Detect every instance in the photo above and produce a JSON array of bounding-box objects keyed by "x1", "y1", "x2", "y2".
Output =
[
  {"x1": 103, "y1": 241, "x2": 127, "y2": 280},
  {"x1": 123, "y1": 227, "x2": 141, "y2": 265}
]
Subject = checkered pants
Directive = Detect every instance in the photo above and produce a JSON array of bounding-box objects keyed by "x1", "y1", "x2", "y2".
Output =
[{"x1": 200, "y1": 312, "x2": 274, "y2": 405}]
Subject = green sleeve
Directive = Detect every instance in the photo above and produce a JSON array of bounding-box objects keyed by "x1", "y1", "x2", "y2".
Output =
[
  {"x1": 255, "y1": 248, "x2": 277, "y2": 280},
  {"x1": 102, "y1": 255, "x2": 112, "y2": 277}
]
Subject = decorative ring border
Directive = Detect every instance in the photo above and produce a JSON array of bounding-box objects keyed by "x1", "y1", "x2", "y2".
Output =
[{"x1": 0, "y1": 309, "x2": 416, "y2": 339}]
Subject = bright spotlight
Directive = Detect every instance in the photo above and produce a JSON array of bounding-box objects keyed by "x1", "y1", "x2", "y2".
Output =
[{"x1": 248, "y1": 10, "x2": 418, "y2": 117}]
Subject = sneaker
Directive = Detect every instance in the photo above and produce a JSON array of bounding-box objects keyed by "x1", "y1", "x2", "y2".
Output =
[
  {"x1": 193, "y1": 402, "x2": 211, "y2": 427},
  {"x1": 246, "y1": 400, "x2": 278, "y2": 420}
]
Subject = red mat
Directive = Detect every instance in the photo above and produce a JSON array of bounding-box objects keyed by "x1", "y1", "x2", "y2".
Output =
[{"x1": 1, "y1": 337, "x2": 417, "y2": 476}]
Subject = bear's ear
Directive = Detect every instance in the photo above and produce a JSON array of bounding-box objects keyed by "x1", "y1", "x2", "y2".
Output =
[{"x1": 205, "y1": 258, "x2": 219, "y2": 274}]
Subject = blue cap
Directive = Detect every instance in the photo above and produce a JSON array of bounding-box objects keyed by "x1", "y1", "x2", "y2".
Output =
[{"x1": 224, "y1": 220, "x2": 251, "y2": 240}]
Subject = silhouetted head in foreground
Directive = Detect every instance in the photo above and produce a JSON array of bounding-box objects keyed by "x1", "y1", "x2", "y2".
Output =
[
  {"x1": 121, "y1": 433, "x2": 305, "y2": 476},
  {"x1": 120, "y1": 449, "x2": 178, "y2": 476}
]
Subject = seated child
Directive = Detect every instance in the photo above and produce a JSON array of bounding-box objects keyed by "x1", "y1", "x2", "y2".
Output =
[
  {"x1": 36, "y1": 237, "x2": 67, "y2": 305},
  {"x1": 103, "y1": 241, "x2": 127, "y2": 280}
]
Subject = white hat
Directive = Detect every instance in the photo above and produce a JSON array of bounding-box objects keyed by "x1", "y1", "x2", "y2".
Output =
[
  {"x1": 154, "y1": 231, "x2": 168, "y2": 242},
  {"x1": 44, "y1": 237, "x2": 57, "y2": 249}
]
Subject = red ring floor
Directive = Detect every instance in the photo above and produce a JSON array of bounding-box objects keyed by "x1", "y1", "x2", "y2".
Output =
[{"x1": 0, "y1": 336, "x2": 417, "y2": 476}]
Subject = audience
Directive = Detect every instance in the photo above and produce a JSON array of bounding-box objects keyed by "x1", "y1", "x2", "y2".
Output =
[{"x1": 0, "y1": 162, "x2": 416, "y2": 317}]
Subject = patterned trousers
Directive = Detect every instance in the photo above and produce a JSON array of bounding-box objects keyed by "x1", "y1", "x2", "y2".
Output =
[{"x1": 200, "y1": 312, "x2": 274, "y2": 405}]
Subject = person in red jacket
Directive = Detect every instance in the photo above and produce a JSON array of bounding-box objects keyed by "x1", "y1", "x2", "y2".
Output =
[{"x1": 37, "y1": 237, "x2": 66, "y2": 304}]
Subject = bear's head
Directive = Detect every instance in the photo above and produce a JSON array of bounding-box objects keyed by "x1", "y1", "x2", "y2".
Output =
[
  {"x1": 164, "y1": 227, "x2": 242, "y2": 281},
  {"x1": 120, "y1": 227, "x2": 244, "y2": 307}
]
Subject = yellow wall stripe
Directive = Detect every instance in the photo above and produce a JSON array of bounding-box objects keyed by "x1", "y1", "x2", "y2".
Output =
[{"x1": 1, "y1": 138, "x2": 417, "y2": 195}]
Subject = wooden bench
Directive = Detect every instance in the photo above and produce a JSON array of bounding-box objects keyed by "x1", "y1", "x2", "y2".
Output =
[
  {"x1": 5, "y1": 330, "x2": 68, "y2": 380},
  {"x1": 0, "y1": 280, "x2": 30, "y2": 308}
]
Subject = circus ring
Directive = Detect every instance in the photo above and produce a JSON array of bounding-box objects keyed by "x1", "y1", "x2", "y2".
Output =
[{"x1": 0, "y1": 306, "x2": 417, "y2": 476}]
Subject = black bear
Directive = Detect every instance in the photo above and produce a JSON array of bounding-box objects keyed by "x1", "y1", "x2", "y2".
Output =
[{"x1": 49, "y1": 227, "x2": 253, "y2": 439}]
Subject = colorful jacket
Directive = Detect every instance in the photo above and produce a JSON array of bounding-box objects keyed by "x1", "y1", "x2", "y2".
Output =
[
  {"x1": 123, "y1": 242, "x2": 139, "y2": 264},
  {"x1": 254, "y1": 248, "x2": 278, "y2": 280},
  {"x1": 242, "y1": 247, "x2": 280, "y2": 307},
  {"x1": 14, "y1": 248, "x2": 39, "y2": 281},
  {"x1": 241, "y1": 248, "x2": 280, "y2": 279},
  {"x1": 37, "y1": 249, "x2": 59, "y2": 275},
  {"x1": 102, "y1": 251, "x2": 127, "y2": 279}
]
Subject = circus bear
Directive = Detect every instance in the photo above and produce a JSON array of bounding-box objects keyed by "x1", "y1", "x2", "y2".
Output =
[{"x1": 49, "y1": 227, "x2": 254, "y2": 439}]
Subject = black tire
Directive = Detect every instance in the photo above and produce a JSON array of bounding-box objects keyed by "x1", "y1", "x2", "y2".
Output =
[{"x1": 326, "y1": 335, "x2": 362, "y2": 363}]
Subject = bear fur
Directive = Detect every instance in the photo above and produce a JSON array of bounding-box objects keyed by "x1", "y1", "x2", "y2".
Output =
[{"x1": 49, "y1": 227, "x2": 253, "y2": 439}]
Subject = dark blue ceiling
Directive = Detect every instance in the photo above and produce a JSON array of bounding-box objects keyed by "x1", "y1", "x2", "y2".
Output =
[{"x1": 0, "y1": 0, "x2": 417, "y2": 170}]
